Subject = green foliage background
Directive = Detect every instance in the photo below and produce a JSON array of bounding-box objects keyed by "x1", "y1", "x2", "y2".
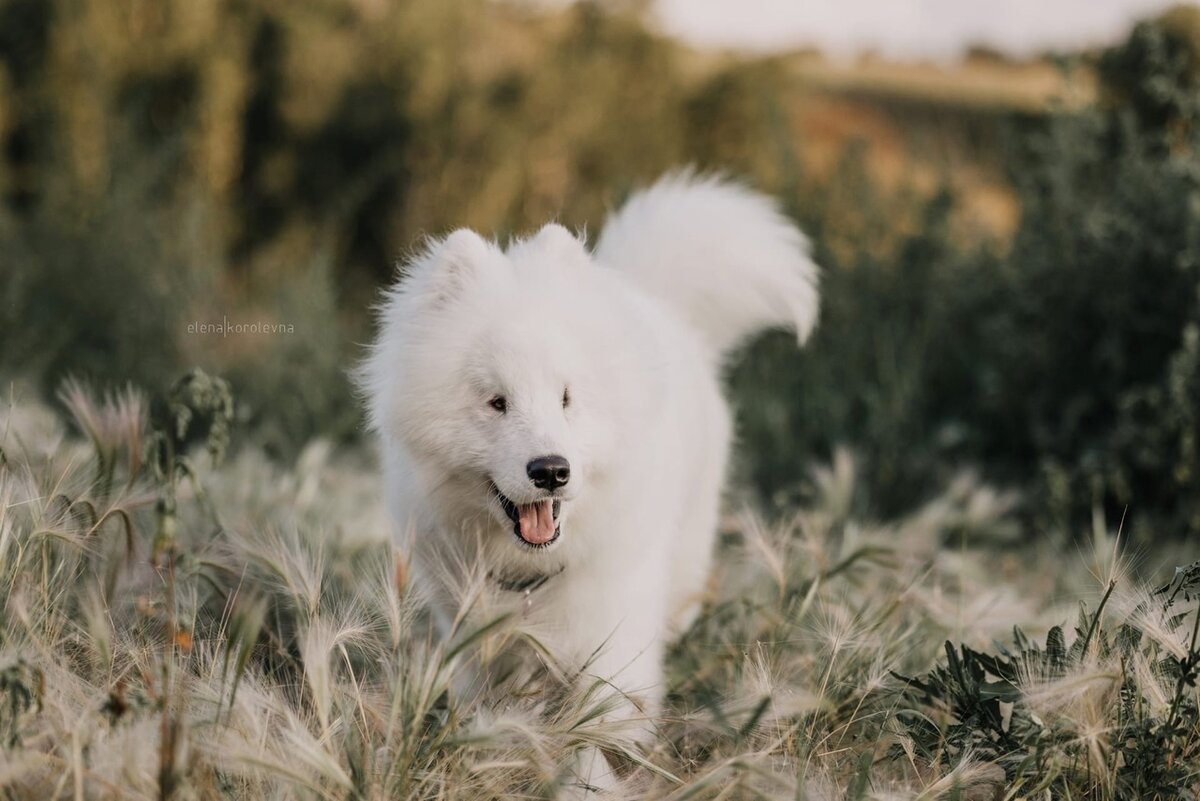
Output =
[{"x1": 2, "y1": 0, "x2": 1200, "y2": 539}]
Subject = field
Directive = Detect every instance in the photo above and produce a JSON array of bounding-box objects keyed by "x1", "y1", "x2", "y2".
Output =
[
  {"x1": 1, "y1": 375, "x2": 1198, "y2": 799},
  {"x1": 3, "y1": 0, "x2": 1200, "y2": 798}
]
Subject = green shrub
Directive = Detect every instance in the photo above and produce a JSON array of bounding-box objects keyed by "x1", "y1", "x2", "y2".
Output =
[
  {"x1": 730, "y1": 181, "x2": 977, "y2": 518},
  {"x1": 0, "y1": 139, "x2": 208, "y2": 391},
  {"x1": 895, "y1": 563, "x2": 1200, "y2": 799},
  {"x1": 221, "y1": 256, "x2": 361, "y2": 455},
  {"x1": 731, "y1": 15, "x2": 1200, "y2": 539}
]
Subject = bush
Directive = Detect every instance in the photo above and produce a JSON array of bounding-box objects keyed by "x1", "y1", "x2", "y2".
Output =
[
  {"x1": 731, "y1": 14, "x2": 1200, "y2": 539},
  {"x1": 896, "y1": 563, "x2": 1200, "y2": 799},
  {"x1": 962, "y1": 102, "x2": 1200, "y2": 536},
  {"x1": 730, "y1": 181, "x2": 978, "y2": 518},
  {"x1": 0, "y1": 141, "x2": 208, "y2": 392}
]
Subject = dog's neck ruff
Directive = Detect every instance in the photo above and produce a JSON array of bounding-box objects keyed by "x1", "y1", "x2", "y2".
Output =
[{"x1": 490, "y1": 564, "x2": 566, "y2": 594}]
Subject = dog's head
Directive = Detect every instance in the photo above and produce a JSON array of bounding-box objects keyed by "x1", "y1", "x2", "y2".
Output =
[{"x1": 362, "y1": 224, "x2": 623, "y2": 556}]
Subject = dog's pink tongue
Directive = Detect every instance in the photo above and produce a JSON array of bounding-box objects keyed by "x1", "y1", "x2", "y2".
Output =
[{"x1": 518, "y1": 500, "x2": 556, "y2": 544}]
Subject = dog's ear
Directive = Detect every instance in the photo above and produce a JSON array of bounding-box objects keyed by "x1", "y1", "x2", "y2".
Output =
[
  {"x1": 530, "y1": 223, "x2": 587, "y2": 261},
  {"x1": 415, "y1": 228, "x2": 494, "y2": 306}
]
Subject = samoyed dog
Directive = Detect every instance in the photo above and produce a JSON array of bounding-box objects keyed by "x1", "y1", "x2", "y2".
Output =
[{"x1": 361, "y1": 173, "x2": 819, "y2": 791}]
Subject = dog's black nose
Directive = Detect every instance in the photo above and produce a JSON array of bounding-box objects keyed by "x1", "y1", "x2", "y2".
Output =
[{"x1": 527, "y1": 455, "x2": 571, "y2": 490}]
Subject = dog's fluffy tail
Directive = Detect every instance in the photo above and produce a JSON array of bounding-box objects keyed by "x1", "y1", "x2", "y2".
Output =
[{"x1": 595, "y1": 172, "x2": 820, "y2": 359}]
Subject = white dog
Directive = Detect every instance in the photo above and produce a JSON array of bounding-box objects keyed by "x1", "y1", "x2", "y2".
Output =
[{"x1": 360, "y1": 173, "x2": 819, "y2": 791}]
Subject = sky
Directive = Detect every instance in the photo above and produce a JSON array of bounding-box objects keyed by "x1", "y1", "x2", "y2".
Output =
[{"x1": 649, "y1": 0, "x2": 1191, "y2": 60}]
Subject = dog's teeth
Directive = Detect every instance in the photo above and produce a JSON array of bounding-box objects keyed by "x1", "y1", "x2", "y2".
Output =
[{"x1": 552, "y1": 500, "x2": 561, "y2": 518}]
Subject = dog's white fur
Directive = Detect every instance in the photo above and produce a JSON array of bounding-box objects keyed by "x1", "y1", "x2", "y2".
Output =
[{"x1": 360, "y1": 173, "x2": 818, "y2": 789}]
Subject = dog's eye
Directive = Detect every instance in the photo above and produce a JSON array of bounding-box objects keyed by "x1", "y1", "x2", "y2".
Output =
[
  {"x1": 489, "y1": 395, "x2": 507, "y2": 413},
  {"x1": 562, "y1": 387, "x2": 570, "y2": 409}
]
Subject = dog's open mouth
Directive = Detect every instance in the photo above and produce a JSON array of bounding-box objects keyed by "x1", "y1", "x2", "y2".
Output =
[{"x1": 493, "y1": 485, "x2": 561, "y2": 548}]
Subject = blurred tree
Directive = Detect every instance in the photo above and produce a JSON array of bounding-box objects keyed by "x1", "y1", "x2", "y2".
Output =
[
  {"x1": 0, "y1": 0, "x2": 53, "y2": 209},
  {"x1": 1098, "y1": 4, "x2": 1200, "y2": 137}
]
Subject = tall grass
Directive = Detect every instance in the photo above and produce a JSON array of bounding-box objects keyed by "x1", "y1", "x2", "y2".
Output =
[{"x1": 1, "y1": 377, "x2": 1196, "y2": 799}]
